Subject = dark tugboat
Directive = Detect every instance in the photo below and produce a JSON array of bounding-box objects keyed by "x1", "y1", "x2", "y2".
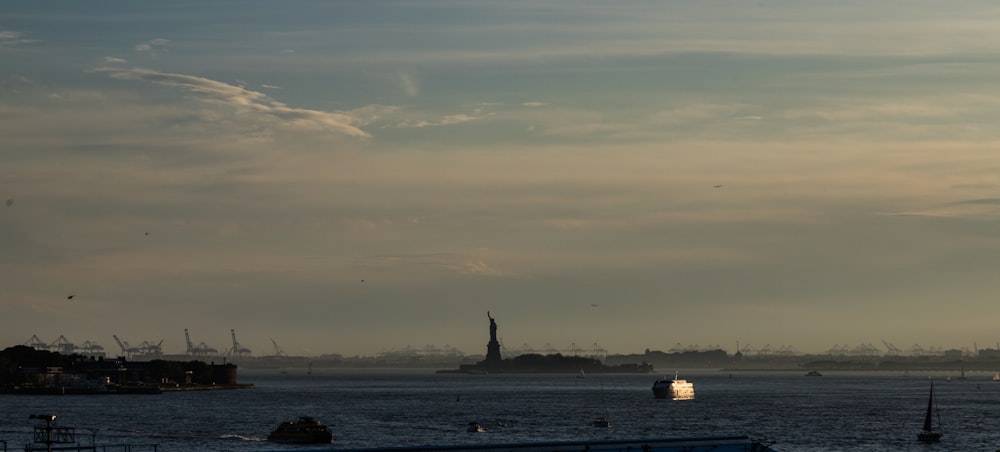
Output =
[{"x1": 267, "y1": 416, "x2": 333, "y2": 444}]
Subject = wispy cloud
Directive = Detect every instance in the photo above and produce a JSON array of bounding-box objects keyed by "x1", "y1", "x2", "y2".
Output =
[
  {"x1": 134, "y1": 38, "x2": 170, "y2": 53},
  {"x1": 453, "y1": 258, "x2": 508, "y2": 276},
  {"x1": 783, "y1": 101, "x2": 958, "y2": 122},
  {"x1": 883, "y1": 198, "x2": 1000, "y2": 219},
  {"x1": 396, "y1": 113, "x2": 478, "y2": 128},
  {"x1": 954, "y1": 198, "x2": 1000, "y2": 206},
  {"x1": 652, "y1": 103, "x2": 761, "y2": 125},
  {"x1": 94, "y1": 67, "x2": 372, "y2": 137},
  {"x1": 398, "y1": 72, "x2": 419, "y2": 97},
  {"x1": 354, "y1": 253, "x2": 511, "y2": 279},
  {"x1": 0, "y1": 30, "x2": 35, "y2": 48}
]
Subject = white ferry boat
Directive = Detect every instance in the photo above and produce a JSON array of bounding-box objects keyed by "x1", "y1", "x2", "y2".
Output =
[{"x1": 651, "y1": 371, "x2": 695, "y2": 399}]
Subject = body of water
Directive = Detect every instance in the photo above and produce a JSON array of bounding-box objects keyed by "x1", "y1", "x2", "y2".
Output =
[{"x1": 1, "y1": 369, "x2": 997, "y2": 451}]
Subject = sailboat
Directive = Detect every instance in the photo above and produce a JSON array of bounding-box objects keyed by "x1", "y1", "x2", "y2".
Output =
[{"x1": 917, "y1": 381, "x2": 943, "y2": 443}]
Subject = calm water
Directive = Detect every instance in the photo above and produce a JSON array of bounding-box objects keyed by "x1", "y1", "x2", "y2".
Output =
[{"x1": 1, "y1": 369, "x2": 998, "y2": 451}]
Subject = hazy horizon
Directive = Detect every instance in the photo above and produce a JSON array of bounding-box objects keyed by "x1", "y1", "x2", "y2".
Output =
[
  {"x1": 9, "y1": 329, "x2": 997, "y2": 359},
  {"x1": 5, "y1": 1, "x2": 1000, "y2": 357}
]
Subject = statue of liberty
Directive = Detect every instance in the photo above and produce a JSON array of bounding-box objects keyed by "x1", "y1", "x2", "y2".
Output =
[
  {"x1": 484, "y1": 311, "x2": 502, "y2": 365},
  {"x1": 488, "y1": 311, "x2": 498, "y2": 343}
]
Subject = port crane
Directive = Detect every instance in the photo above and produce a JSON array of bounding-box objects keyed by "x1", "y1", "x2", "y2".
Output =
[
  {"x1": 25, "y1": 335, "x2": 105, "y2": 357},
  {"x1": 184, "y1": 329, "x2": 219, "y2": 357},
  {"x1": 269, "y1": 338, "x2": 286, "y2": 357},
  {"x1": 80, "y1": 340, "x2": 104, "y2": 355},
  {"x1": 228, "y1": 329, "x2": 252, "y2": 359},
  {"x1": 113, "y1": 334, "x2": 141, "y2": 358},
  {"x1": 882, "y1": 340, "x2": 902, "y2": 356},
  {"x1": 25, "y1": 335, "x2": 50, "y2": 350},
  {"x1": 137, "y1": 339, "x2": 165, "y2": 357},
  {"x1": 49, "y1": 335, "x2": 76, "y2": 355}
]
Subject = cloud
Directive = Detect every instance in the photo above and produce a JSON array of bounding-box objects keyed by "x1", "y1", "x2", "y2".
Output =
[
  {"x1": 522, "y1": 102, "x2": 547, "y2": 108},
  {"x1": 954, "y1": 198, "x2": 1000, "y2": 206},
  {"x1": 951, "y1": 184, "x2": 997, "y2": 190},
  {"x1": 103, "y1": 56, "x2": 127, "y2": 64},
  {"x1": 453, "y1": 259, "x2": 508, "y2": 276},
  {"x1": 94, "y1": 67, "x2": 371, "y2": 137},
  {"x1": 883, "y1": 198, "x2": 1000, "y2": 219},
  {"x1": 398, "y1": 72, "x2": 419, "y2": 97},
  {"x1": 134, "y1": 38, "x2": 170, "y2": 53},
  {"x1": 783, "y1": 101, "x2": 957, "y2": 122},
  {"x1": 0, "y1": 74, "x2": 38, "y2": 93},
  {"x1": 396, "y1": 114, "x2": 477, "y2": 128},
  {"x1": 347, "y1": 104, "x2": 401, "y2": 128},
  {"x1": 352, "y1": 253, "x2": 511, "y2": 280},
  {"x1": 0, "y1": 30, "x2": 34, "y2": 48},
  {"x1": 652, "y1": 103, "x2": 761, "y2": 125}
]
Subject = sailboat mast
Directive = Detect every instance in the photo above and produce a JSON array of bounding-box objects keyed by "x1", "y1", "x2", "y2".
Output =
[{"x1": 923, "y1": 382, "x2": 935, "y2": 432}]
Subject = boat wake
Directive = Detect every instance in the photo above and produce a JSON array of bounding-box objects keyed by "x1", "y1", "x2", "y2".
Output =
[{"x1": 219, "y1": 433, "x2": 267, "y2": 442}]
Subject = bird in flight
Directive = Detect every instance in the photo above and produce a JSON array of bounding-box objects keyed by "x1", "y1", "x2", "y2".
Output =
[
  {"x1": 713, "y1": 185, "x2": 723, "y2": 188},
  {"x1": 67, "y1": 295, "x2": 75, "y2": 300}
]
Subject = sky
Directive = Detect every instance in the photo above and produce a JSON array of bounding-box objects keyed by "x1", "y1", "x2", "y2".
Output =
[{"x1": 4, "y1": 0, "x2": 1000, "y2": 358}]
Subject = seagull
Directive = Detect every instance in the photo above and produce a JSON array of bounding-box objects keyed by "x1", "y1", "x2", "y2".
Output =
[{"x1": 67, "y1": 295, "x2": 75, "y2": 300}]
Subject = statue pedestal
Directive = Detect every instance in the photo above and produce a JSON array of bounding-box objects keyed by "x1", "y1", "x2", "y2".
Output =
[{"x1": 484, "y1": 340, "x2": 502, "y2": 365}]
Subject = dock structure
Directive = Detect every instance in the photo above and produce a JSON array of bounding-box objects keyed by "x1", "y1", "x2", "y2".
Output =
[
  {"x1": 264, "y1": 435, "x2": 777, "y2": 452},
  {"x1": 19, "y1": 414, "x2": 160, "y2": 451}
]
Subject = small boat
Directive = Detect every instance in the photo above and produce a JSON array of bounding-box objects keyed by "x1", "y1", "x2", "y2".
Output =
[
  {"x1": 467, "y1": 422, "x2": 485, "y2": 433},
  {"x1": 267, "y1": 416, "x2": 333, "y2": 444},
  {"x1": 916, "y1": 381, "x2": 943, "y2": 443},
  {"x1": 592, "y1": 416, "x2": 612, "y2": 428},
  {"x1": 651, "y1": 371, "x2": 694, "y2": 400},
  {"x1": 805, "y1": 370, "x2": 822, "y2": 377}
]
